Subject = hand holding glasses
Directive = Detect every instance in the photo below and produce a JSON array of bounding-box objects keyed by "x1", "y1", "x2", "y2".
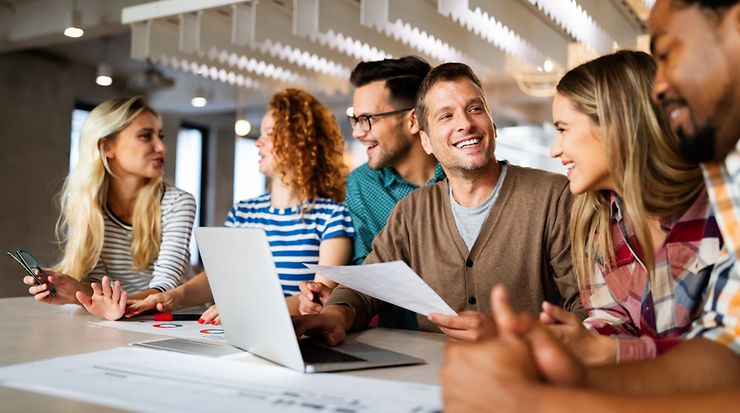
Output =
[{"x1": 7, "y1": 249, "x2": 57, "y2": 296}]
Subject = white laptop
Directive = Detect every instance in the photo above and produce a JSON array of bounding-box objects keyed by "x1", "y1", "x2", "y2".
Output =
[{"x1": 195, "y1": 227, "x2": 424, "y2": 373}]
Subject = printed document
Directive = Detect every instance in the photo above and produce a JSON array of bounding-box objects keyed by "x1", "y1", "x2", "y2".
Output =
[
  {"x1": 93, "y1": 319, "x2": 228, "y2": 342},
  {"x1": 0, "y1": 347, "x2": 442, "y2": 413},
  {"x1": 306, "y1": 261, "x2": 457, "y2": 316}
]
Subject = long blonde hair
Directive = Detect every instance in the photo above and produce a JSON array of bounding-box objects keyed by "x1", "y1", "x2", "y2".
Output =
[
  {"x1": 560, "y1": 51, "x2": 704, "y2": 284},
  {"x1": 55, "y1": 97, "x2": 164, "y2": 280}
]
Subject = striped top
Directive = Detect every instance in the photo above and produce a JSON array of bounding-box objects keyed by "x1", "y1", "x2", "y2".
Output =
[
  {"x1": 224, "y1": 193, "x2": 354, "y2": 296},
  {"x1": 86, "y1": 185, "x2": 196, "y2": 292}
]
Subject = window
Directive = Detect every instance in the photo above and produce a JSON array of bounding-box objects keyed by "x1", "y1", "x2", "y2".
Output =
[
  {"x1": 233, "y1": 137, "x2": 266, "y2": 204},
  {"x1": 496, "y1": 125, "x2": 565, "y2": 174},
  {"x1": 176, "y1": 126, "x2": 206, "y2": 266},
  {"x1": 69, "y1": 103, "x2": 95, "y2": 172}
]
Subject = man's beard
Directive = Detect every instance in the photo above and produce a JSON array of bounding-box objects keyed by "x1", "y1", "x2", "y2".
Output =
[{"x1": 677, "y1": 123, "x2": 717, "y2": 164}]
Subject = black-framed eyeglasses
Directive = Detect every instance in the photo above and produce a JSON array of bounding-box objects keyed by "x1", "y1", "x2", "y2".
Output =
[
  {"x1": 6, "y1": 249, "x2": 57, "y2": 296},
  {"x1": 347, "y1": 107, "x2": 413, "y2": 132}
]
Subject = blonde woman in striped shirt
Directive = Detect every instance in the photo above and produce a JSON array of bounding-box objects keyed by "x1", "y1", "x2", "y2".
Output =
[{"x1": 23, "y1": 97, "x2": 196, "y2": 320}]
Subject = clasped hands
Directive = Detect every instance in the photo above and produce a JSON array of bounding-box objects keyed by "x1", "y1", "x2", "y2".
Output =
[{"x1": 440, "y1": 286, "x2": 588, "y2": 413}]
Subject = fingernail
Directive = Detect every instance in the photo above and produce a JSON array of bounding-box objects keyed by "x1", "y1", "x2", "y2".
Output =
[{"x1": 198, "y1": 318, "x2": 204, "y2": 324}]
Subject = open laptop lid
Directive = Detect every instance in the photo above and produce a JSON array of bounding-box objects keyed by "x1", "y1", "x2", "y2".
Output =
[{"x1": 195, "y1": 227, "x2": 306, "y2": 371}]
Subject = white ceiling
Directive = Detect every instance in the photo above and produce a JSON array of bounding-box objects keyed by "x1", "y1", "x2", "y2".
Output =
[{"x1": 0, "y1": 0, "x2": 652, "y2": 125}]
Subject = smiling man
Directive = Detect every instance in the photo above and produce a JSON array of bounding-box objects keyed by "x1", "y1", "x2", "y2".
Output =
[
  {"x1": 344, "y1": 56, "x2": 444, "y2": 267},
  {"x1": 293, "y1": 63, "x2": 583, "y2": 344},
  {"x1": 297, "y1": 56, "x2": 446, "y2": 319}
]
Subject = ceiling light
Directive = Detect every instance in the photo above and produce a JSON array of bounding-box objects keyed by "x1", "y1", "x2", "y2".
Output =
[
  {"x1": 95, "y1": 63, "x2": 112, "y2": 86},
  {"x1": 510, "y1": 59, "x2": 561, "y2": 98},
  {"x1": 64, "y1": 27, "x2": 84, "y2": 38},
  {"x1": 543, "y1": 59, "x2": 553, "y2": 72},
  {"x1": 234, "y1": 119, "x2": 251, "y2": 136},
  {"x1": 191, "y1": 96, "x2": 207, "y2": 108},
  {"x1": 64, "y1": 9, "x2": 84, "y2": 38}
]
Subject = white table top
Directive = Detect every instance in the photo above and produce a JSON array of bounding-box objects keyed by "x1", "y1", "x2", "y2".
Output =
[{"x1": 0, "y1": 297, "x2": 449, "y2": 413}]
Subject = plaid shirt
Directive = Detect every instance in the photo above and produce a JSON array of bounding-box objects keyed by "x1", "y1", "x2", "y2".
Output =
[
  {"x1": 581, "y1": 191, "x2": 723, "y2": 362},
  {"x1": 688, "y1": 142, "x2": 740, "y2": 354}
]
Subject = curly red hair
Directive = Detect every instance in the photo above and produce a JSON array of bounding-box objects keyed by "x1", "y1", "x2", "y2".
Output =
[{"x1": 268, "y1": 88, "x2": 347, "y2": 203}]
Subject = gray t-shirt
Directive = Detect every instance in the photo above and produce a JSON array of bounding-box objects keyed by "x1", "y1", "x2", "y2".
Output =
[{"x1": 450, "y1": 163, "x2": 508, "y2": 250}]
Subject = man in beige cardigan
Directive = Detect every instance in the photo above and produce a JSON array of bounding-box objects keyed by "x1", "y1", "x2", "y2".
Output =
[{"x1": 294, "y1": 62, "x2": 584, "y2": 345}]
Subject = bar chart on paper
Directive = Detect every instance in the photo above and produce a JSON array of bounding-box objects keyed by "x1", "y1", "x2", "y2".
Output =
[{"x1": 0, "y1": 347, "x2": 442, "y2": 413}]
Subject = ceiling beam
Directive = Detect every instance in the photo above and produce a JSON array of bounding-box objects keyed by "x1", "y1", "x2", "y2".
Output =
[
  {"x1": 292, "y1": 0, "x2": 416, "y2": 61},
  {"x1": 465, "y1": 0, "x2": 569, "y2": 67},
  {"x1": 0, "y1": 0, "x2": 143, "y2": 54},
  {"x1": 361, "y1": 0, "x2": 504, "y2": 76}
]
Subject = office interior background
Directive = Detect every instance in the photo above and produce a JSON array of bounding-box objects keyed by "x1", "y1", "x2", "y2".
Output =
[{"x1": 0, "y1": 0, "x2": 654, "y2": 298}]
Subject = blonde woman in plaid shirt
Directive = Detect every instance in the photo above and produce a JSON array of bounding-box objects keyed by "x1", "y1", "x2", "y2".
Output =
[{"x1": 543, "y1": 50, "x2": 723, "y2": 365}]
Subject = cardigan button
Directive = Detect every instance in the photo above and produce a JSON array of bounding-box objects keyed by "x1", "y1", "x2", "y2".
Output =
[
  {"x1": 466, "y1": 259, "x2": 474, "y2": 268},
  {"x1": 468, "y1": 296, "x2": 477, "y2": 305}
]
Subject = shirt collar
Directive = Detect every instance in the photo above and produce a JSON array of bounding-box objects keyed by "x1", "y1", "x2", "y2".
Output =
[
  {"x1": 381, "y1": 162, "x2": 445, "y2": 188},
  {"x1": 610, "y1": 192, "x2": 674, "y2": 236}
]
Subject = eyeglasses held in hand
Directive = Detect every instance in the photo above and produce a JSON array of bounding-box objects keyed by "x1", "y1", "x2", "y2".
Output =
[{"x1": 6, "y1": 249, "x2": 57, "y2": 296}]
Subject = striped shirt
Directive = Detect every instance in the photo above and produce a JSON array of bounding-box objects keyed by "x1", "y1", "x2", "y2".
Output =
[
  {"x1": 87, "y1": 185, "x2": 196, "y2": 292},
  {"x1": 688, "y1": 141, "x2": 740, "y2": 354},
  {"x1": 582, "y1": 191, "x2": 723, "y2": 362},
  {"x1": 224, "y1": 193, "x2": 354, "y2": 296}
]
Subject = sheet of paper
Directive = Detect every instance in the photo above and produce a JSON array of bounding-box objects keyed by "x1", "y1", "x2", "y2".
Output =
[
  {"x1": 0, "y1": 347, "x2": 442, "y2": 413},
  {"x1": 306, "y1": 261, "x2": 457, "y2": 316},
  {"x1": 93, "y1": 319, "x2": 228, "y2": 342}
]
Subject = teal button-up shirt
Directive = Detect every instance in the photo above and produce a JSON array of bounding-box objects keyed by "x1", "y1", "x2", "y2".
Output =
[
  {"x1": 345, "y1": 162, "x2": 445, "y2": 330},
  {"x1": 346, "y1": 162, "x2": 446, "y2": 265}
]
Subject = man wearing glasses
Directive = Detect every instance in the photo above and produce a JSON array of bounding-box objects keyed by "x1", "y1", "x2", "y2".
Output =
[
  {"x1": 298, "y1": 56, "x2": 445, "y2": 320},
  {"x1": 345, "y1": 56, "x2": 444, "y2": 266},
  {"x1": 295, "y1": 62, "x2": 583, "y2": 342}
]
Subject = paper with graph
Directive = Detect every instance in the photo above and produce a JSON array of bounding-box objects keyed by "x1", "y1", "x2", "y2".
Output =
[{"x1": 0, "y1": 346, "x2": 442, "y2": 413}]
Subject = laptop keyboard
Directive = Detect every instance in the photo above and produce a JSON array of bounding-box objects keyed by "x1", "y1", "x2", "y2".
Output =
[{"x1": 299, "y1": 341, "x2": 367, "y2": 364}]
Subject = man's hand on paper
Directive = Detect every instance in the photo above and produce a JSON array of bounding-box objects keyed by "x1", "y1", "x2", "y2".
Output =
[
  {"x1": 75, "y1": 276, "x2": 128, "y2": 321},
  {"x1": 298, "y1": 281, "x2": 333, "y2": 315},
  {"x1": 292, "y1": 305, "x2": 353, "y2": 346},
  {"x1": 428, "y1": 310, "x2": 498, "y2": 342}
]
